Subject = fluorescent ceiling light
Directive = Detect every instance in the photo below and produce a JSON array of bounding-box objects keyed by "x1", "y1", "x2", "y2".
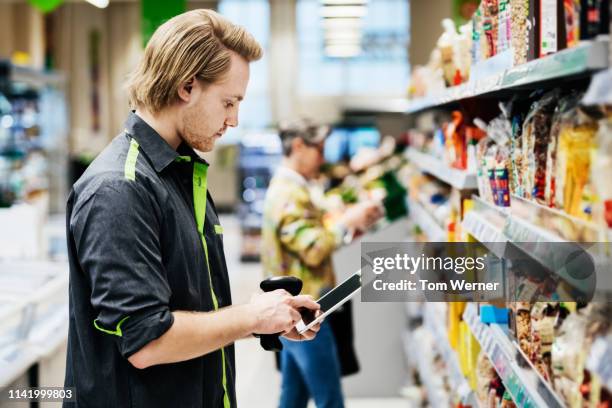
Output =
[
  {"x1": 322, "y1": 17, "x2": 363, "y2": 29},
  {"x1": 324, "y1": 44, "x2": 361, "y2": 57},
  {"x1": 325, "y1": 38, "x2": 362, "y2": 46},
  {"x1": 321, "y1": 0, "x2": 367, "y2": 4},
  {"x1": 324, "y1": 31, "x2": 362, "y2": 41},
  {"x1": 84, "y1": 0, "x2": 109, "y2": 8},
  {"x1": 320, "y1": 5, "x2": 367, "y2": 18}
]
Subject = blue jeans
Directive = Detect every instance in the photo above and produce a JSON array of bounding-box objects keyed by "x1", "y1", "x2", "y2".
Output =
[{"x1": 279, "y1": 321, "x2": 344, "y2": 408}]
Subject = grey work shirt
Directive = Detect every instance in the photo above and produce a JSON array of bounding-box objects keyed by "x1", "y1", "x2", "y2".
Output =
[{"x1": 63, "y1": 112, "x2": 235, "y2": 408}]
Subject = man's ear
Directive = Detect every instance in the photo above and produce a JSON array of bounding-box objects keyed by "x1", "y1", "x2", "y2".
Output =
[{"x1": 178, "y1": 78, "x2": 195, "y2": 102}]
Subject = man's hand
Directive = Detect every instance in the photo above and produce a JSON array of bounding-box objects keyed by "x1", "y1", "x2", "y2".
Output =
[
  {"x1": 127, "y1": 291, "x2": 321, "y2": 369},
  {"x1": 340, "y1": 200, "x2": 384, "y2": 231},
  {"x1": 282, "y1": 308, "x2": 324, "y2": 341},
  {"x1": 248, "y1": 291, "x2": 320, "y2": 335}
]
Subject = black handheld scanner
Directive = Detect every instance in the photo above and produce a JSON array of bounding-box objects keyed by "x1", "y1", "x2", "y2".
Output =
[{"x1": 257, "y1": 276, "x2": 303, "y2": 352}]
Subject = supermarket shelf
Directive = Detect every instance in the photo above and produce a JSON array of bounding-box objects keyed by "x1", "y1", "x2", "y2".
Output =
[
  {"x1": 462, "y1": 195, "x2": 612, "y2": 294},
  {"x1": 462, "y1": 210, "x2": 508, "y2": 258},
  {"x1": 405, "y1": 149, "x2": 478, "y2": 190},
  {"x1": 404, "y1": 39, "x2": 609, "y2": 114},
  {"x1": 406, "y1": 197, "x2": 446, "y2": 241},
  {"x1": 463, "y1": 303, "x2": 566, "y2": 408},
  {"x1": 462, "y1": 195, "x2": 600, "y2": 243},
  {"x1": 423, "y1": 304, "x2": 475, "y2": 403},
  {"x1": 403, "y1": 329, "x2": 451, "y2": 408},
  {"x1": 0, "y1": 261, "x2": 69, "y2": 387},
  {"x1": 0, "y1": 344, "x2": 40, "y2": 388}
]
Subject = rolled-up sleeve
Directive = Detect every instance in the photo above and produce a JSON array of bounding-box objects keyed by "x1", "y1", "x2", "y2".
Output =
[{"x1": 71, "y1": 178, "x2": 173, "y2": 358}]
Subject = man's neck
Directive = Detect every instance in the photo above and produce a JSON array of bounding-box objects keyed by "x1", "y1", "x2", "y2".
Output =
[
  {"x1": 135, "y1": 108, "x2": 182, "y2": 150},
  {"x1": 283, "y1": 158, "x2": 309, "y2": 181}
]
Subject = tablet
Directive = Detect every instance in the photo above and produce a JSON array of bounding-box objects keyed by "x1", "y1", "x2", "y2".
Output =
[{"x1": 296, "y1": 271, "x2": 362, "y2": 334}]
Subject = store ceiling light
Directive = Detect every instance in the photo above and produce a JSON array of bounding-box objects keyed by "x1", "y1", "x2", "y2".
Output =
[
  {"x1": 324, "y1": 34, "x2": 361, "y2": 44},
  {"x1": 324, "y1": 44, "x2": 361, "y2": 58},
  {"x1": 320, "y1": 5, "x2": 367, "y2": 18},
  {"x1": 84, "y1": 0, "x2": 109, "y2": 8},
  {"x1": 324, "y1": 30, "x2": 362, "y2": 41},
  {"x1": 322, "y1": 17, "x2": 363, "y2": 29}
]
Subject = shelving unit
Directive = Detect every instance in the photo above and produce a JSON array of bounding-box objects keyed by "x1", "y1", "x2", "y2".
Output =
[
  {"x1": 403, "y1": 39, "x2": 609, "y2": 114},
  {"x1": 423, "y1": 304, "x2": 476, "y2": 404},
  {"x1": 399, "y1": 33, "x2": 611, "y2": 408},
  {"x1": 463, "y1": 303, "x2": 566, "y2": 408},
  {"x1": 403, "y1": 328, "x2": 452, "y2": 408},
  {"x1": 405, "y1": 148, "x2": 478, "y2": 190},
  {"x1": 406, "y1": 196, "x2": 446, "y2": 241},
  {"x1": 462, "y1": 195, "x2": 612, "y2": 296},
  {"x1": 0, "y1": 261, "x2": 68, "y2": 387}
]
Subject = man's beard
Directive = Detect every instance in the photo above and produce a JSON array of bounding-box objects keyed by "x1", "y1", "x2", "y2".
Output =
[{"x1": 182, "y1": 110, "x2": 215, "y2": 153}]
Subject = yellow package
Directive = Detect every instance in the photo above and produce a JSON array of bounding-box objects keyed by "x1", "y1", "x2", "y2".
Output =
[{"x1": 448, "y1": 302, "x2": 466, "y2": 350}]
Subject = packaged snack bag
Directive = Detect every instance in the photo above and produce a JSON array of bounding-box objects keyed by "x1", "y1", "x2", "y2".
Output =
[
  {"x1": 545, "y1": 92, "x2": 581, "y2": 207},
  {"x1": 591, "y1": 114, "x2": 612, "y2": 228},
  {"x1": 555, "y1": 107, "x2": 598, "y2": 218},
  {"x1": 521, "y1": 90, "x2": 559, "y2": 202}
]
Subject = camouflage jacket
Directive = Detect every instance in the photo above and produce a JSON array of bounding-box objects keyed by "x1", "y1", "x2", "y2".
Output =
[{"x1": 261, "y1": 167, "x2": 343, "y2": 298}]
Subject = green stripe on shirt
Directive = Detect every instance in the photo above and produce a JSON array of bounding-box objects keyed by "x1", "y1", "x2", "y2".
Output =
[{"x1": 124, "y1": 138, "x2": 140, "y2": 181}]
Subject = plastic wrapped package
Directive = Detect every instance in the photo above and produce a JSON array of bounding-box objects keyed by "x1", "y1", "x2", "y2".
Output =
[
  {"x1": 477, "y1": 137, "x2": 496, "y2": 203},
  {"x1": 583, "y1": 304, "x2": 612, "y2": 407},
  {"x1": 467, "y1": 125, "x2": 487, "y2": 173},
  {"x1": 472, "y1": 5, "x2": 484, "y2": 65},
  {"x1": 563, "y1": 0, "x2": 581, "y2": 48},
  {"x1": 554, "y1": 107, "x2": 599, "y2": 218},
  {"x1": 521, "y1": 90, "x2": 559, "y2": 202},
  {"x1": 591, "y1": 114, "x2": 612, "y2": 228},
  {"x1": 513, "y1": 302, "x2": 532, "y2": 356},
  {"x1": 544, "y1": 93, "x2": 582, "y2": 207},
  {"x1": 510, "y1": 110, "x2": 526, "y2": 197},
  {"x1": 510, "y1": 0, "x2": 530, "y2": 64},
  {"x1": 552, "y1": 309, "x2": 588, "y2": 408},
  {"x1": 482, "y1": 0, "x2": 499, "y2": 58},
  {"x1": 529, "y1": 302, "x2": 558, "y2": 381},
  {"x1": 457, "y1": 23, "x2": 473, "y2": 82},
  {"x1": 486, "y1": 112, "x2": 513, "y2": 207},
  {"x1": 444, "y1": 111, "x2": 467, "y2": 170},
  {"x1": 497, "y1": 0, "x2": 512, "y2": 53},
  {"x1": 476, "y1": 349, "x2": 503, "y2": 403},
  {"x1": 438, "y1": 19, "x2": 461, "y2": 87}
]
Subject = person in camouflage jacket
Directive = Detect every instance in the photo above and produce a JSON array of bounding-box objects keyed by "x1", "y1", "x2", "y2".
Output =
[{"x1": 261, "y1": 119, "x2": 382, "y2": 408}]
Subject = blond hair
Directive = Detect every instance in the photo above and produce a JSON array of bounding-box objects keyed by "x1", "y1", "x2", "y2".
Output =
[{"x1": 127, "y1": 9, "x2": 262, "y2": 113}]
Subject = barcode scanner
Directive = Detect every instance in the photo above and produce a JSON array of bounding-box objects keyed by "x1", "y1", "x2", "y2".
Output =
[{"x1": 257, "y1": 276, "x2": 303, "y2": 352}]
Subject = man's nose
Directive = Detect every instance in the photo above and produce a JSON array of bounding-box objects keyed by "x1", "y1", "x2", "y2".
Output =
[{"x1": 225, "y1": 110, "x2": 238, "y2": 127}]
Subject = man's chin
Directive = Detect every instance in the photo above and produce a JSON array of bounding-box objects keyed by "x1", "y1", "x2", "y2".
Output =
[{"x1": 188, "y1": 140, "x2": 215, "y2": 154}]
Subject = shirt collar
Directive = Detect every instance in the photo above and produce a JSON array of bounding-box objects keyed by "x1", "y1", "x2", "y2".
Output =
[
  {"x1": 176, "y1": 142, "x2": 210, "y2": 166},
  {"x1": 124, "y1": 111, "x2": 179, "y2": 173},
  {"x1": 275, "y1": 165, "x2": 308, "y2": 187}
]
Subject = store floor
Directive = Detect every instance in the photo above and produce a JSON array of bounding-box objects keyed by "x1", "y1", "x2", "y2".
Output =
[{"x1": 220, "y1": 215, "x2": 412, "y2": 408}]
